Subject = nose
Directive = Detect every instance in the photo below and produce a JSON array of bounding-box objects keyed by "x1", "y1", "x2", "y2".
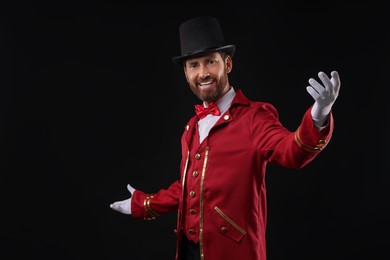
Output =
[{"x1": 199, "y1": 65, "x2": 210, "y2": 79}]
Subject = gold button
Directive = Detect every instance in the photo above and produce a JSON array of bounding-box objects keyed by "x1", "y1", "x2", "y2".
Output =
[
  {"x1": 188, "y1": 228, "x2": 195, "y2": 234},
  {"x1": 193, "y1": 171, "x2": 199, "y2": 177},
  {"x1": 221, "y1": 227, "x2": 228, "y2": 233},
  {"x1": 189, "y1": 191, "x2": 196, "y2": 198},
  {"x1": 223, "y1": 115, "x2": 230, "y2": 120},
  {"x1": 189, "y1": 209, "x2": 196, "y2": 214},
  {"x1": 195, "y1": 153, "x2": 201, "y2": 160},
  {"x1": 318, "y1": 139, "x2": 327, "y2": 144}
]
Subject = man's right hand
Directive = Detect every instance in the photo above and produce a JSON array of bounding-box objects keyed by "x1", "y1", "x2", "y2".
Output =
[{"x1": 110, "y1": 184, "x2": 136, "y2": 215}]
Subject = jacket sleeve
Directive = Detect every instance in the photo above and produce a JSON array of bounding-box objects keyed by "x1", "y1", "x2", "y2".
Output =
[
  {"x1": 131, "y1": 180, "x2": 181, "y2": 220},
  {"x1": 253, "y1": 103, "x2": 334, "y2": 168}
]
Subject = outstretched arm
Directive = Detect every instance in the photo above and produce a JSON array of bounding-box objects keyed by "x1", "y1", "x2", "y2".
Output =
[
  {"x1": 110, "y1": 181, "x2": 181, "y2": 219},
  {"x1": 306, "y1": 71, "x2": 341, "y2": 128}
]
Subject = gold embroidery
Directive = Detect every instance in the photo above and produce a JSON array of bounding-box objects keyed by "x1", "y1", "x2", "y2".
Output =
[
  {"x1": 214, "y1": 206, "x2": 246, "y2": 235},
  {"x1": 146, "y1": 195, "x2": 159, "y2": 218},
  {"x1": 294, "y1": 129, "x2": 327, "y2": 152},
  {"x1": 199, "y1": 147, "x2": 209, "y2": 260},
  {"x1": 143, "y1": 195, "x2": 159, "y2": 220}
]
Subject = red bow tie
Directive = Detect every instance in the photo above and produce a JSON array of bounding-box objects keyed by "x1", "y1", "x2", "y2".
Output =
[{"x1": 195, "y1": 102, "x2": 221, "y2": 119}]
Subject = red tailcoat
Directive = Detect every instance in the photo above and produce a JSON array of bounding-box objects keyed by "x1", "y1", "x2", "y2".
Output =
[{"x1": 131, "y1": 89, "x2": 334, "y2": 260}]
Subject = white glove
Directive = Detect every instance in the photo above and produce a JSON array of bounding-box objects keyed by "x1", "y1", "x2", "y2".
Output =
[
  {"x1": 306, "y1": 71, "x2": 341, "y2": 126},
  {"x1": 110, "y1": 184, "x2": 136, "y2": 215}
]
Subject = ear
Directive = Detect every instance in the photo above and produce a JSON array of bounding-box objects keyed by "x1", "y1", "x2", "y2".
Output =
[{"x1": 226, "y1": 56, "x2": 233, "y2": 73}]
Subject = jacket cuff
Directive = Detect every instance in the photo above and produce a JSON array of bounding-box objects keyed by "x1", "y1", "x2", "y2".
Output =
[
  {"x1": 131, "y1": 190, "x2": 160, "y2": 220},
  {"x1": 294, "y1": 107, "x2": 334, "y2": 152}
]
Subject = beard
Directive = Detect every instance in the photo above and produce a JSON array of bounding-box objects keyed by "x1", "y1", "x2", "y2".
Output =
[{"x1": 189, "y1": 74, "x2": 229, "y2": 102}]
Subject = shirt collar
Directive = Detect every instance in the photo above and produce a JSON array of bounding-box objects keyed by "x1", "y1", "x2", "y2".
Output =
[{"x1": 204, "y1": 87, "x2": 236, "y2": 114}]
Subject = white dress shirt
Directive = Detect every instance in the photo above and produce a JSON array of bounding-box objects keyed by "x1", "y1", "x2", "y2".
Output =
[{"x1": 198, "y1": 87, "x2": 236, "y2": 143}]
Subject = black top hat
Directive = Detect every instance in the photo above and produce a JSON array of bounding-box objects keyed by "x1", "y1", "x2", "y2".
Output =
[{"x1": 172, "y1": 16, "x2": 236, "y2": 66}]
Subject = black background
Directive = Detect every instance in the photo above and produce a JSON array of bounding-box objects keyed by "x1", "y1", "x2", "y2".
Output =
[{"x1": 1, "y1": 1, "x2": 389, "y2": 260}]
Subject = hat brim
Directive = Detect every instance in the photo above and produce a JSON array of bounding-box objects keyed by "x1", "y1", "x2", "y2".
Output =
[{"x1": 172, "y1": 45, "x2": 236, "y2": 66}]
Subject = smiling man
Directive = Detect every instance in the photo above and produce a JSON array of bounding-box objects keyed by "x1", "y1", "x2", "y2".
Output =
[{"x1": 110, "y1": 16, "x2": 341, "y2": 260}]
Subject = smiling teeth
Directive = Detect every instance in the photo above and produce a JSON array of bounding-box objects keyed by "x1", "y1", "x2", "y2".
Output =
[{"x1": 200, "y1": 81, "x2": 212, "y2": 85}]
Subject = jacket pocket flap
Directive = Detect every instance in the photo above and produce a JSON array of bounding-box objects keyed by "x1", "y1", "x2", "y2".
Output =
[{"x1": 210, "y1": 207, "x2": 246, "y2": 242}]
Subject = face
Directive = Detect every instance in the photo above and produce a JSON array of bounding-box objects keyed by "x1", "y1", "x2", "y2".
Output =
[{"x1": 184, "y1": 52, "x2": 232, "y2": 103}]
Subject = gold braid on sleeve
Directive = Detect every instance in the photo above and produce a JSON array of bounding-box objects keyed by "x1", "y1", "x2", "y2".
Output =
[
  {"x1": 294, "y1": 128, "x2": 327, "y2": 152},
  {"x1": 143, "y1": 194, "x2": 160, "y2": 220}
]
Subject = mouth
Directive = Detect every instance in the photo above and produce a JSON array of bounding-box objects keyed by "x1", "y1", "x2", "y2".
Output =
[{"x1": 197, "y1": 80, "x2": 215, "y2": 90}]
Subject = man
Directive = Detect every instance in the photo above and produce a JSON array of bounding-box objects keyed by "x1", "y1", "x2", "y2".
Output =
[{"x1": 110, "y1": 16, "x2": 340, "y2": 260}]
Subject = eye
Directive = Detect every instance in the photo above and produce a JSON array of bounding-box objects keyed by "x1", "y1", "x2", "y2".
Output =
[{"x1": 188, "y1": 63, "x2": 198, "y2": 69}]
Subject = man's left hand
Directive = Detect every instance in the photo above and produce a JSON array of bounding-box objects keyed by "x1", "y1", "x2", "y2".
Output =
[{"x1": 306, "y1": 71, "x2": 341, "y2": 126}]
